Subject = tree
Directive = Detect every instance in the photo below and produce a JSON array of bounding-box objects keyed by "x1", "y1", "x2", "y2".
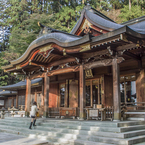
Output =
[{"x1": 119, "y1": 4, "x2": 145, "y2": 22}]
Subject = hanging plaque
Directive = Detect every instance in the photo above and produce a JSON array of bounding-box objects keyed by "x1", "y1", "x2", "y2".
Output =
[{"x1": 85, "y1": 69, "x2": 93, "y2": 78}]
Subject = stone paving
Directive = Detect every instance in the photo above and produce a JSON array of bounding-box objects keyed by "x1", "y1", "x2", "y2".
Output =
[{"x1": 0, "y1": 132, "x2": 24, "y2": 144}]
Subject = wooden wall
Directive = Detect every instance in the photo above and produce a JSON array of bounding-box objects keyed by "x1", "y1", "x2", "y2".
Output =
[
  {"x1": 49, "y1": 83, "x2": 59, "y2": 108},
  {"x1": 69, "y1": 80, "x2": 78, "y2": 108},
  {"x1": 102, "y1": 75, "x2": 113, "y2": 107}
]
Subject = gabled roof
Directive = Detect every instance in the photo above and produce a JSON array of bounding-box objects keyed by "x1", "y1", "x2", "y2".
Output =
[{"x1": 71, "y1": 5, "x2": 123, "y2": 35}]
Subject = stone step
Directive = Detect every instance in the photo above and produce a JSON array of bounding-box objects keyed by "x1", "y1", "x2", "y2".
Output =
[
  {"x1": 120, "y1": 125, "x2": 145, "y2": 132},
  {"x1": 127, "y1": 118, "x2": 145, "y2": 121},
  {"x1": 3, "y1": 117, "x2": 145, "y2": 127},
  {"x1": 1, "y1": 125, "x2": 145, "y2": 145},
  {"x1": 134, "y1": 142, "x2": 145, "y2": 145},
  {"x1": 69, "y1": 139, "x2": 114, "y2": 145},
  {"x1": 0, "y1": 122, "x2": 121, "y2": 133},
  {"x1": 117, "y1": 121, "x2": 145, "y2": 127},
  {"x1": 0, "y1": 137, "x2": 48, "y2": 145},
  {"x1": 2, "y1": 121, "x2": 145, "y2": 139},
  {"x1": 0, "y1": 128, "x2": 69, "y2": 145},
  {"x1": 76, "y1": 134, "x2": 145, "y2": 145},
  {"x1": 1, "y1": 119, "x2": 118, "y2": 128},
  {"x1": 44, "y1": 119, "x2": 145, "y2": 128},
  {"x1": 2, "y1": 118, "x2": 145, "y2": 145}
]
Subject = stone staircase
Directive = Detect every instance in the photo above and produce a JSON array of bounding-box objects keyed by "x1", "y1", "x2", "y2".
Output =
[{"x1": 1, "y1": 118, "x2": 145, "y2": 145}]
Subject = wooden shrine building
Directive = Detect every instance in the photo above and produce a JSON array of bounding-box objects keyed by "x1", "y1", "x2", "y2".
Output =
[{"x1": 2, "y1": 5, "x2": 145, "y2": 121}]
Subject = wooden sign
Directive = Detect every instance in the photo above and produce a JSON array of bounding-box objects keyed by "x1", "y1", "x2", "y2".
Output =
[{"x1": 89, "y1": 109, "x2": 99, "y2": 117}]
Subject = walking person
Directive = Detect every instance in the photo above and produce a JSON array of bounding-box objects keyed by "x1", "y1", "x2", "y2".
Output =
[{"x1": 29, "y1": 101, "x2": 38, "y2": 129}]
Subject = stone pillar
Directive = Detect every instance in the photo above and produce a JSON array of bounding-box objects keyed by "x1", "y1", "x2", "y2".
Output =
[
  {"x1": 79, "y1": 64, "x2": 86, "y2": 120},
  {"x1": 112, "y1": 58, "x2": 121, "y2": 121},
  {"x1": 25, "y1": 77, "x2": 31, "y2": 117},
  {"x1": 43, "y1": 73, "x2": 50, "y2": 118},
  {"x1": 16, "y1": 95, "x2": 18, "y2": 109}
]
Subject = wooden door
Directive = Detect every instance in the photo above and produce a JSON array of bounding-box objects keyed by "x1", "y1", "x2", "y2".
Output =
[{"x1": 49, "y1": 83, "x2": 58, "y2": 108}]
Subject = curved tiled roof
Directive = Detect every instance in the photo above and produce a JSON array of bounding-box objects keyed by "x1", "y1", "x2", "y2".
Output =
[
  {"x1": 2, "y1": 5, "x2": 145, "y2": 72},
  {"x1": 0, "y1": 78, "x2": 42, "y2": 90},
  {"x1": 129, "y1": 21, "x2": 145, "y2": 34},
  {"x1": 0, "y1": 90, "x2": 17, "y2": 96},
  {"x1": 85, "y1": 10, "x2": 123, "y2": 31},
  {"x1": 9, "y1": 32, "x2": 90, "y2": 66}
]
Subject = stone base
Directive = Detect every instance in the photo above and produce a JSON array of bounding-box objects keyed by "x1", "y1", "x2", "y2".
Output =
[
  {"x1": 114, "y1": 112, "x2": 121, "y2": 121},
  {"x1": 79, "y1": 111, "x2": 86, "y2": 120},
  {"x1": 25, "y1": 111, "x2": 29, "y2": 117},
  {"x1": 43, "y1": 112, "x2": 48, "y2": 118}
]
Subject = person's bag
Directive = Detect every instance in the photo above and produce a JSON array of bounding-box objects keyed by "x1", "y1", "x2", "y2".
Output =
[{"x1": 36, "y1": 112, "x2": 39, "y2": 117}]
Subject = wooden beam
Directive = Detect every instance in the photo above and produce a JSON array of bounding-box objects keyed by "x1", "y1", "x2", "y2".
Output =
[
  {"x1": 84, "y1": 57, "x2": 124, "y2": 70},
  {"x1": 48, "y1": 66, "x2": 80, "y2": 76},
  {"x1": 116, "y1": 43, "x2": 137, "y2": 51},
  {"x1": 82, "y1": 49, "x2": 109, "y2": 59},
  {"x1": 30, "y1": 72, "x2": 45, "y2": 80},
  {"x1": 47, "y1": 57, "x2": 76, "y2": 67},
  {"x1": 124, "y1": 51, "x2": 141, "y2": 60}
]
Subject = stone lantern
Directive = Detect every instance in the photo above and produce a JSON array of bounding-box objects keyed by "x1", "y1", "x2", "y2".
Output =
[
  {"x1": 8, "y1": 106, "x2": 18, "y2": 117},
  {"x1": 0, "y1": 107, "x2": 6, "y2": 119}
]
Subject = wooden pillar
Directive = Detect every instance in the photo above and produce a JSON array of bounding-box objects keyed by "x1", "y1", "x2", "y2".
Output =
[
  {"x1": 35, "y1": 89, "x2": 37, "y2": 102},
  {"x1": 25, "y1": 77, "x2": 31, "y2": 117},
  {"x1": 90, "y1": 80, "x2": 93, "y2": 107},
  {"x1": 64, "y1": 80, "x2": 69, "y2": 107},
  {"x1": 112, "y1": 58, "x2": 121, "y2": 121},
  {"x1": 16, "y1": 95, "x2": 18, "y2": 109},
  {"x1": 136, "y1": 70, "x2": 145, "y2": 103},
  {"x1": 11, "y1": 97, "x2": 14, "y2": 107},
  {"x1": 42, "y1": 79, "x2": 44, "y2": 106},
  {"x1": 43, "y1": 73, "x2": 50, "y2": 118},
  {"x1": 79, "y1": 64, "x2": 86, "y2": 120},
  {"x1": 98, "y1": 82, "x2": 100, "y2": 104},
  {"x1": 124, "y1": 80, "x2": 127, "y2": 103}
]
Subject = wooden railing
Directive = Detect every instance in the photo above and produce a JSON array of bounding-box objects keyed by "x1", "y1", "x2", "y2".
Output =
[
  {"x1": 85, "y1": 106, "x2": 114, "y2": 121},
  {"x1": 121, "y1": 102, "x2": 145, "y2": 111},
  {"x1": 105, "y1": 106, "x2": 114, "y2": 121}
]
